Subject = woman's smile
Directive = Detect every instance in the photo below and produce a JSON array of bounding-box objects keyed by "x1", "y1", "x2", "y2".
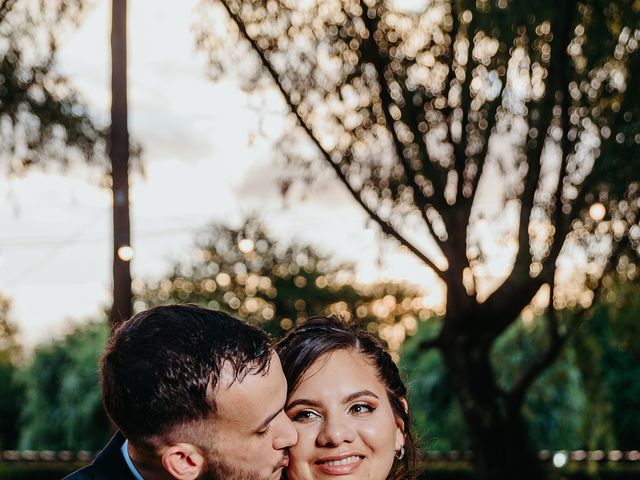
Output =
[{"x1": 315, "y1": 453, "x2": 365, "y2": 475}]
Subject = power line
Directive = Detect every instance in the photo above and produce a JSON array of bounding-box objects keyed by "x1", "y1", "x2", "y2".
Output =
[
  {"x1": 3, "y1": 215, "x2": 105, "y2": 287},
  {"x1": 0, "y1": 211, "x2": 372, "y2": 248},
  {"x1": 0, "y1": 224, "x2": 204, "y2": 248}
]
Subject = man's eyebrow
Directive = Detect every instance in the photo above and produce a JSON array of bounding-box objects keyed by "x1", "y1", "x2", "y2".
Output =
[
  {"x1": 343, "y1": 390, "x2": 380, "y2": 403},
  {"x1": 256, "y1": 407, "x2": 284, "y2": 432}
]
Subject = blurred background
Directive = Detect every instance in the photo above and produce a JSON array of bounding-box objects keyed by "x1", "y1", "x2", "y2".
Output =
[{"x1": 0, "y1": 0, "x2": 638, "y2": 479}]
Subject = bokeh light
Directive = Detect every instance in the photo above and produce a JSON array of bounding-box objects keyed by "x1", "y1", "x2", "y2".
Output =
[
  {"x1": 589, "y1": 203, "x2": 606, "y2": 221},
  {"x1": 238, "y1": 238, "x2": 255, "y2": 253},
  {"x1": 553, "y1": 452, "x2": 568, "y2": 468},
  {"x1": 117, "y1": 245, "x2": 134, "y2": 261}
]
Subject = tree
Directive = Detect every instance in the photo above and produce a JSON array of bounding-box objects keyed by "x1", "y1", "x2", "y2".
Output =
[
  {"x1": 0, "y1": 294, "x2": 23, "y2": 450},
  {"x1": 17, "y1": 320, "x2": 110, "y2": 450},
  {"x1": 0, "y1": 0, "x2": 107, "y2": 175},
  {"x1": 195, "y1": 1, "x2": 640, "y2": 478},
  {"x1": 135, "y1": 217, "x2": 426, "y2": 350}
]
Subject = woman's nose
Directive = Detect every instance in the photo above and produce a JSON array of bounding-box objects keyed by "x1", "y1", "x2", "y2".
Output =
[{"x1": 316, "y1": 414, "x2": 356, "y2": 446}]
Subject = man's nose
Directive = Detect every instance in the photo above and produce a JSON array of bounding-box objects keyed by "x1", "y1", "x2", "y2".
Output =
[{"x1": 273, "y1": 412, "x2": 298, "y2": 449}]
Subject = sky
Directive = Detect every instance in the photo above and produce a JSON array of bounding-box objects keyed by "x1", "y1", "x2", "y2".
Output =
[{"x1": 0, "y1": 0, "x2": 441, "y2": 348}]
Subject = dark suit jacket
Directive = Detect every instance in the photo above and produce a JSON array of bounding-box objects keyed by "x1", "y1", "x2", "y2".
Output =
[{"x1": 63, "y1": 431, "x2": 136, "y2": 480}]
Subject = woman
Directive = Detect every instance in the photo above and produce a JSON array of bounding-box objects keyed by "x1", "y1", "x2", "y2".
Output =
[{"x1": 276, "y1": 316, "x2": 416, "y2": 480}]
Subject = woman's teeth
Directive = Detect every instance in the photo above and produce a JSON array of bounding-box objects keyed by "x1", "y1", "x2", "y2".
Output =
[{"x1": 322, "y1": 456, "x2": 362, "y2": 466}]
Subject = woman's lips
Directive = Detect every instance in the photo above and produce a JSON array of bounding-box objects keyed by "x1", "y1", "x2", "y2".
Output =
[{"x1": 315, "y1": 454, "x2": 364, "y2": 475}]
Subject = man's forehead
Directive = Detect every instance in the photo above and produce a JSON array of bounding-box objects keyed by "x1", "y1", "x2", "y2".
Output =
[
  {"x1": 215, "y1": 353, "x2": 275, "y2": 391},
  {"x1": 213, "y1": 353, "x2": 286, "y2": 425}
]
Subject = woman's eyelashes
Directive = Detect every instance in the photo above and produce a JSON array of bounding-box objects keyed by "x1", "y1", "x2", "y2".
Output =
[
  {"x1": 290, "y1": 409, "x2": 321, "y2": 423},
  {"x1": 289, "y1": 402, "x2": 377, "y2": 422},
  {"x1": 349, "y1": 402, "x2": 376, "y2": 416}
]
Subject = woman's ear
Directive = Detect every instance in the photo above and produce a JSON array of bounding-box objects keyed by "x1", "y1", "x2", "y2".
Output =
[
  {"x1": 394, "y1": 397, "x2": 409, "y2": 450},
  {"x1": 161, "y1": 443, "x2": 206, "y2": 480},
  {"x1": 400, "y1": 398, "x2": 409, "y2": 415}
]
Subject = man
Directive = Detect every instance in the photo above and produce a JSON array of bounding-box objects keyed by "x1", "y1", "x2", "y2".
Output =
[{"x1": 64, "y1": 304, "x2": 297, "y2": 480}]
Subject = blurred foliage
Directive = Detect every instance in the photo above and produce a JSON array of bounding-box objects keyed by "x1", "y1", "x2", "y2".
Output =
[
  {"x1": 16, "y1": 320, "x2": 109, "y2": 451},
  {"x1": 0, "y1": 294, "x2": 23, "y2": 450},
  {"x1": 1, "y1": 461, "x2": 640, "y2": 480},
  {"x1": 492, "y1": 316, "x2": 589, "y2": 451},
  {"x1": 0, "y1": 462, "x2": 87, "y2": 480},
  {"x1": 401, "y1": 318, "x2": 470, "y2": 452},
  {"x1": 572, "y1": 275, "x2": 640, "y2": 451},
  {"x1": 0, "y1": 0, "x2": 109, "y2": 176},
  {"x1": 135, "y1": 217, "x2": 427, "y2": 350},
  {"x1": 401, "y1": 273, "x2": 640, "y2": 453},
  {"x1": 402, "y1": 316, "x2": 588, "y2": 452},
  {"x1": 0, "y1": 294, "x2": 20, "y2": 364}
]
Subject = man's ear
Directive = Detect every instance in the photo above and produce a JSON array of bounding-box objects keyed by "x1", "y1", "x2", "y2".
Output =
[{"x1": 161, "y1": 443, "x2": 205, "y2": 480}]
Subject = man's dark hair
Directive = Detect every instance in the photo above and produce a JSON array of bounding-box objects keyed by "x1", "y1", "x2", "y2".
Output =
[
  {"x1": 100, "y1": 304, "x2": 272, "y2": 446},
  {"x1": 276, "y1": 315, "x2": 417, "y2": 480}
]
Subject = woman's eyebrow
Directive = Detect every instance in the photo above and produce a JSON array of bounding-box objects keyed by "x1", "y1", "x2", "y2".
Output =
[
  {"x1": 343, "y1": 390, "x2": 379, "y2": 403},
  {"x1": 286, "y1": 398, "x2": 322, "y2": 410}
]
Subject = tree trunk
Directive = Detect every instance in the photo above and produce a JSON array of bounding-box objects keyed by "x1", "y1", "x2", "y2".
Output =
[{"x1": 440, "y1": 328, "x2": 545, "y2": 480}]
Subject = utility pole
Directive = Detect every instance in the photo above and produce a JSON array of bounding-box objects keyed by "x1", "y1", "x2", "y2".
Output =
[{"x1": 110, "y1": 0, "x2": 132, "y2": 326}]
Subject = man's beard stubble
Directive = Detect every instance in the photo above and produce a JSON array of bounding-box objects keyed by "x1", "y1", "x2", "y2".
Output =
[{"x1": 199, "y1": 453, "x2": 288, "y2": 480}]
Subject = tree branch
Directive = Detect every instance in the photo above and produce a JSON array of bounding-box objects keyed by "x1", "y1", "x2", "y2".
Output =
[
  {"x1": 541, "y1": 0, "x2": 578, "y2": 275},
  {"x1": 509, "y1": 232, "x2": 625, "y2": 406},
  {"x1": 220, "y1": 0, "x2": 447, "y2": 279},
  {"x1": 466, "y1": 80, "x2": 507, "y2": 216},
  {"x1": 508, "y1": 277, "x2": 564, "y2": 406},
  {"x1": 453, "y1": 24, "x2": 475, "y2": 206},
  {"x1": 0, "y1": 0, "x2": 18, "y2": 25},
  {"x1": 482, "y1": 0, "x2": 579, "y2": 333},
  {"x1": 358, "y1": 0, "x2": 448, "y2": 253}
]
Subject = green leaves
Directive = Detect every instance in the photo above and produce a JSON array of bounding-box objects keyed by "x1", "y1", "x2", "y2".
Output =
[
  {"x1": 17, "y1": 321, "x2": 110, "y2": 451},
  {"x1": 0, "y1": 0, "x2": 108, "y2": 176}
]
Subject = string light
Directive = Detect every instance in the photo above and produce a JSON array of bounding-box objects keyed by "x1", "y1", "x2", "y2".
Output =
[{"x1": 117, "y1": 245, "x2": 134, "y2": 261}]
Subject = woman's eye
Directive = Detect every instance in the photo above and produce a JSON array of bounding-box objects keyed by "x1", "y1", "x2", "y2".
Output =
[
  {"x1": 349, "y1": 403, "x2": 375, "y2": 415},
  {"x1": 291, "y1": 409, "x2": 320, "y2": 422}
]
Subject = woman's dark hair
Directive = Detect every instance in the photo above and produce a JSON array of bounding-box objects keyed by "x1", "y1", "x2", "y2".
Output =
[{"x1": 276, "y1": 315, "x2": 416, "y2": 480}]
